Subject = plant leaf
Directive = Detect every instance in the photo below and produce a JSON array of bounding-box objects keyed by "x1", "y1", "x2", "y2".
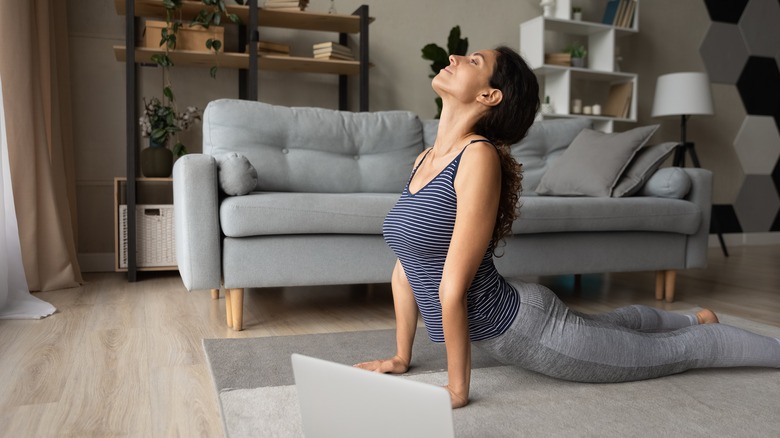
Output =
[
  {"x1": 163, "y1": 86, "x2": 174, "y2": 101},
  {"x1": 210, "y1": 66, "x2": 218, "y2": 78},
  {"x1": 421, "y1": 44, "x2": 447, "y2": 63},
  {"x1": 228, "y1": 13, "x2": 240, "y2": 24},
  {"x1": 172, "y1": 142, "x2": 187, "y2": 157},
  {"x1": 212, "y1": 39, "x2": 222, "y2": 51}
]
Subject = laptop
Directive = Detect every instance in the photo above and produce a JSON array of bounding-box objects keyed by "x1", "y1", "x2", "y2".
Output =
[{"x1": 291, "y1": 353, "x2": 455, "y2": 438}]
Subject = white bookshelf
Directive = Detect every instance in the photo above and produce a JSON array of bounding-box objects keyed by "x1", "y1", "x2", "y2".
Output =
[{"x1": 520, "y1": 0, "x2": 640, "y2": 132}]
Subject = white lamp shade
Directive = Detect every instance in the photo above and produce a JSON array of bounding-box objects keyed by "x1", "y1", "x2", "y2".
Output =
[{"x1": 651, "y1": 72, "x2": 714, "y2": 117}]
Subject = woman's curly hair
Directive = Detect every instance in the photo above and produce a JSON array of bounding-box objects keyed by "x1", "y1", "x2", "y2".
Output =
[{"x1": 473, "y1": 46, "x2": 540, "y2": 255}]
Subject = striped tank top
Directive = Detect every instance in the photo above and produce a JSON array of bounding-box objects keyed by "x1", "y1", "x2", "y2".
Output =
[{"x1": 383, "y1": 141, "x2": 520, "y2": 343}]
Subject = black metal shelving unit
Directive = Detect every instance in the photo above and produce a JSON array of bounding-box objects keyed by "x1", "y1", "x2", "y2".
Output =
[{"x1": 118, "y1": 0, "x2": 371, "y2": 281}]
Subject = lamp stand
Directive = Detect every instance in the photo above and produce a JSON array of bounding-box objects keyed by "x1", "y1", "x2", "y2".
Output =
[{"x1": 675, "y1": 115, "x2": 728, "y2": 257}]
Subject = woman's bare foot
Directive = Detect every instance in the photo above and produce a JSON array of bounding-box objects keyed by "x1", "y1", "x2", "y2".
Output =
[{"x1": 696, "y1": 308, "x2": 719, "y2": 324}]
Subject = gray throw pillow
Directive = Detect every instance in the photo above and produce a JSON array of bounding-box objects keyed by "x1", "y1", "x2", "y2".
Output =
[
  {"x1": 612, "y1": 142, "x2": 677, "y2": 197},
  {"x1": 535, "y1": 125, "x2": 659, "y2": 197},
  {"x1": 214, "y1": 152, "x2": 258, "y2": 196},
  {"x1": 639, "y1": 167, "x2": 692, "y2": 199}
]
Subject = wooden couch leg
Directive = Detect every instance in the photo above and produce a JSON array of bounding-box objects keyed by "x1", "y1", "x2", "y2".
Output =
[
  {"x1": 655, "y1": 271, "x2": 665, "y2": 300},
  {"x1": 211, "y1": 288, "x2": 220, "y2": 299},
  {"x1": 229, "y1": 288, "x2": 244, "y2": 331},
  {"x1": 664, "y1": 270, "x2": 677, "y2": 303},
  {"x1": 225, "y1": 289, "x2": 233, "y2": 328}
]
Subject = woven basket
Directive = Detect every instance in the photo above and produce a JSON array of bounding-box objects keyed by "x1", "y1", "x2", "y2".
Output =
[{"x1": 119, "y1": 205, "x2": 176, "y2": 268}]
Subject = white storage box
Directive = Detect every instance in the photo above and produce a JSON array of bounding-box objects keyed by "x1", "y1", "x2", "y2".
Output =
[{"x1": 119, "y1": 204, "x2": 176, "y2": 269}]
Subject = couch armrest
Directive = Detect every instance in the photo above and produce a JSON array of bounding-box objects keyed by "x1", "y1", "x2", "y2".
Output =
[
  {"x1": 681, "y1": 168, "x2": 713, "y2": 269},
  {"x1": 173, "y1": 154, "x2": 221, "y2": 290}
]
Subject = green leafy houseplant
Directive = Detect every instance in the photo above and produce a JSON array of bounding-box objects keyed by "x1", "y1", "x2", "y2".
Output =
[
  {"x1": 140, "y1": 97, "x2": 201, "y2": 157},
  {"x1": 421, "y1": 25, "x2": 469, "y2": 118},
  {"x1": 564, "y1": 42, "x2": 587, "y2": 67}
]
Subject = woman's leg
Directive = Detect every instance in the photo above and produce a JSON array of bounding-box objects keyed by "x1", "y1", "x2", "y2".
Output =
[
  {"x1": 478, "y1": 282, "x2": 780, "y2": 383},
  {"x1": 574, "y1": 304, "x2": 698, "y2": 332}
]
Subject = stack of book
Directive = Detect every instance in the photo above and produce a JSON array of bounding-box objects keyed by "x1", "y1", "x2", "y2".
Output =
[
  {"x1": 312, "y1": 42, "x2": 354, "y2": 61},
  {"x1": 544, "y1": 52, "x2": 572, "y2": 66},
  {"x1": 263, "y1": 0, "x2": 309, "y2": 12},
  {"x1": 257, "y1": 40, "x2": 290, "y2": 56},
  {"x1": 601, "y1": 0, "x2": 637, "y2": 28}
]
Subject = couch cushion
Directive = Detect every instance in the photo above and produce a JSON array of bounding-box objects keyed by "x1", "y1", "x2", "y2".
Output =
[
  {"x1": 612, "y1": 142, "x2": 677, "y2": 197},
  {"x1": 214, "y1": 152, "x2": 258, "y2": 196},
  {"x1": 535, "y1": 125, "x2": 660, "y2": 197},
  {"x1": 640, "y1": 167, "x2": 692, "y2": 199},
  {"x1": 203, "y1": 99, "x2": 424, "y2": 193},
  {"x1": 513, "y1": 196, "x2": 701, "y2": 235},
  {"x1": 510, "y1": 118, "x2": 593, "y2": 192},
  {"x1": 220, "y1": 192, "x2": 400, "y2": 237}
]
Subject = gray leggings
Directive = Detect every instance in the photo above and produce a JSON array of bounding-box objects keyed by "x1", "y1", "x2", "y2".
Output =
[{"x1": 474, "y1": 281, "x2": 780, "y2": 383}]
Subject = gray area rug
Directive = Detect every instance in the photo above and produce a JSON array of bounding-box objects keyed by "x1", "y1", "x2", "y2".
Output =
[{"x1": 203, "y1": 313, "x2": 780, "y2": 437}]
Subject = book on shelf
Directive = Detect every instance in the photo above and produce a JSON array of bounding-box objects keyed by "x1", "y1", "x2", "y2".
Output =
[
  {"x1": 601, "y1": 0, "x2": 620, "y2": 25},
  {"x1": 602, "y1": 0, "x2": 637, "y2": 28},
  {"x1": 258, "y1": 40, "x2": 290, "y2": 53},
  {"x1": 264, "y1": 0, "x2": 309, "y2": 11},
  {"x1": 604, "y1": 82, "x2": 633, "y2": 118},
  {"x1": 544, "y1": 52, "x2": 572, "y2": 66},
  {"x1": 312, "y1": 41, "x2": 354, "y2": 60}
]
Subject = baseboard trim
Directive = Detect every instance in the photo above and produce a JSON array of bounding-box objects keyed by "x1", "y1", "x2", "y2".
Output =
[
  {"x1": 709, "y1": 232, "x2": 780, "y2": 247},
  {"x1": 78, "y1": 252, "x2": 115, "y2": 273}
]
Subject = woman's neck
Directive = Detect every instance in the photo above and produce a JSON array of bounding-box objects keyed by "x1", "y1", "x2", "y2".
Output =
[{"x1": 433, "y1": 102, "x2": 485, "y2": 154}]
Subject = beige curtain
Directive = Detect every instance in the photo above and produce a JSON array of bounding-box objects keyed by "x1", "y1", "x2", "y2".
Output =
[{"x1": 0, "y1": 0, "x2": 82, "y2": 291}]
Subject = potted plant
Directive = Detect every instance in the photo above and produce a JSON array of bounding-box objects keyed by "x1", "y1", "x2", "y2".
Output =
[
  {"x1": 139, "y1": 97, "x2": 201, "y2": 177},
  {"x1": 565, "y1": 42, "x2": 587, "y2": 68},
  {"x1": 421, "y1": 25, "x2": 469, "y2": 118}
]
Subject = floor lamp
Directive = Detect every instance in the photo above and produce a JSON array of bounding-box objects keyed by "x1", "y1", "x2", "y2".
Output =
[{"x1": 651, "y1": 72, "x2": 728, "y2": 256}]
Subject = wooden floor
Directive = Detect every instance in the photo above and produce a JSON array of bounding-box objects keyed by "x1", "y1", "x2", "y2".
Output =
[{"x1": 1, "y1": 245, "x2": 778, "y2": 437}]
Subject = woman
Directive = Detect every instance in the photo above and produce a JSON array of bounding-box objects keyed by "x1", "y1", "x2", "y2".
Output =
[{"x1": 356, "y1": 46, "x2": 780, "y2": 408}]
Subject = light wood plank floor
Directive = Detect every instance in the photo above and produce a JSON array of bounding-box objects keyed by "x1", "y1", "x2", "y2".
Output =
[{"x1": 1, "y1": 245, "x2": 778, "y2": 437}]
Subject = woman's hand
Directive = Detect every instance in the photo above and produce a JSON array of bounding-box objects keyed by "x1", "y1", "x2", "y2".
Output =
[
  {"x1": 353, "y1": 355, "x2": 409, "y2": 374},
  {"x1": 444, "y1": 384, "x2": 469, "y2": 409}
]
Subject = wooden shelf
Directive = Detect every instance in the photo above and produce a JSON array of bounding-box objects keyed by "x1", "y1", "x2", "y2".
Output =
[
  {"x1": 114, "y1": 0, "x2": 374, "y2": 33},
  {"x1": 114, "y1": 46, "x2": 362, "y2": 75},
  {"x1": 543, "y1": 17, "x2": 638, "y2": 35},
  {"x1": 537, "y1": 64, "x2": 636, "y2": 81}
]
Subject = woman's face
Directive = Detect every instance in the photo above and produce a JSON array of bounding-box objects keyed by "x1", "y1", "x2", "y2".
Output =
[{"x1": 432, "y1": 50, "x2": 499, "y2": 104}]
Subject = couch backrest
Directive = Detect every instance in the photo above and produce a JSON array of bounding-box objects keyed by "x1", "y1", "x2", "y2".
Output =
[
  {"x1": 203, "y1": 99, "x2": 424, "y2": 193},
  {"x1": 422, "y1": 118, "x2": 591, "y2": 192}
]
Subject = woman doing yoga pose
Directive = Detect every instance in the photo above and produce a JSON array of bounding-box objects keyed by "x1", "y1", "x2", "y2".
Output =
[{"x1": 355, "y1": 46, "x2": 780, "y2": 408}]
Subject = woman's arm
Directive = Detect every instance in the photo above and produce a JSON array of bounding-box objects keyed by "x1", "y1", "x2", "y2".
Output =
[
  {"x1": 354, "y1": 259, "x2": 418, "y2": 373},
  {"x1": 440, "y1": 142, "x2": 502, "y2": 408}
]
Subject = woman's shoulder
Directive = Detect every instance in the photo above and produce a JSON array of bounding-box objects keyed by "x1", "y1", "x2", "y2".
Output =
[{"x1": 461, "y1": 137, "x2": 500, "y2": 166}]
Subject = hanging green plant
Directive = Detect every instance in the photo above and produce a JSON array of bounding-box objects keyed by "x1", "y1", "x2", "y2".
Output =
[
  {"x1": 421, "y1": 25, "x2": 469, "y2": 118},
  {"x1": 192, "y1": 0, "x2": 242, "y2": 78}
]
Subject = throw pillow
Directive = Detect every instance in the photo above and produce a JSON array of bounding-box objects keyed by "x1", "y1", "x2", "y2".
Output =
[
  {"x1": 639, "y1": 167, "x2": 692, "y2": 199},
  {"x1": 535, "y1": 124, "x2": 659, "y2": 197},
  {"x1": 214, "y1": 152, "x2": 258, "y2": 196},
  {"x1": 612, "y1": 141, "x2": 677, "y2": 197}
]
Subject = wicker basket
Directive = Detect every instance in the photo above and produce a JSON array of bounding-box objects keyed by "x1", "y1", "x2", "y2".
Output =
[{"x1": 119, "y1": 205, "x2": 176, "y2": 269}]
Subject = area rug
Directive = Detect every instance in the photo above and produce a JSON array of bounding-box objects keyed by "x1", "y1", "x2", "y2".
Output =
[{"x1": 203, "y1": 313, "x2": 780, "y2": 437}]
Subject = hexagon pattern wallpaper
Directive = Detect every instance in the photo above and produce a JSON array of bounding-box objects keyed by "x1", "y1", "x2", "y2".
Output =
[{"x1": 700, "y1": 0, "x2": 780, "y2": 233}]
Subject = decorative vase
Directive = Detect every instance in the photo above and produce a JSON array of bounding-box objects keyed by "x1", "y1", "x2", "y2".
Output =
[
  {"x1": 571, "y1": 57, "x2": 585, "y2": 68},
  {"x1": 141, "y1": 140, "x2": 173, "y2": 178}
]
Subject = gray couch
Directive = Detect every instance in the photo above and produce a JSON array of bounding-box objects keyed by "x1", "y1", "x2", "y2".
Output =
[{"x1": 173, "y1": 99, "x2": 712, "y2": 331}]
